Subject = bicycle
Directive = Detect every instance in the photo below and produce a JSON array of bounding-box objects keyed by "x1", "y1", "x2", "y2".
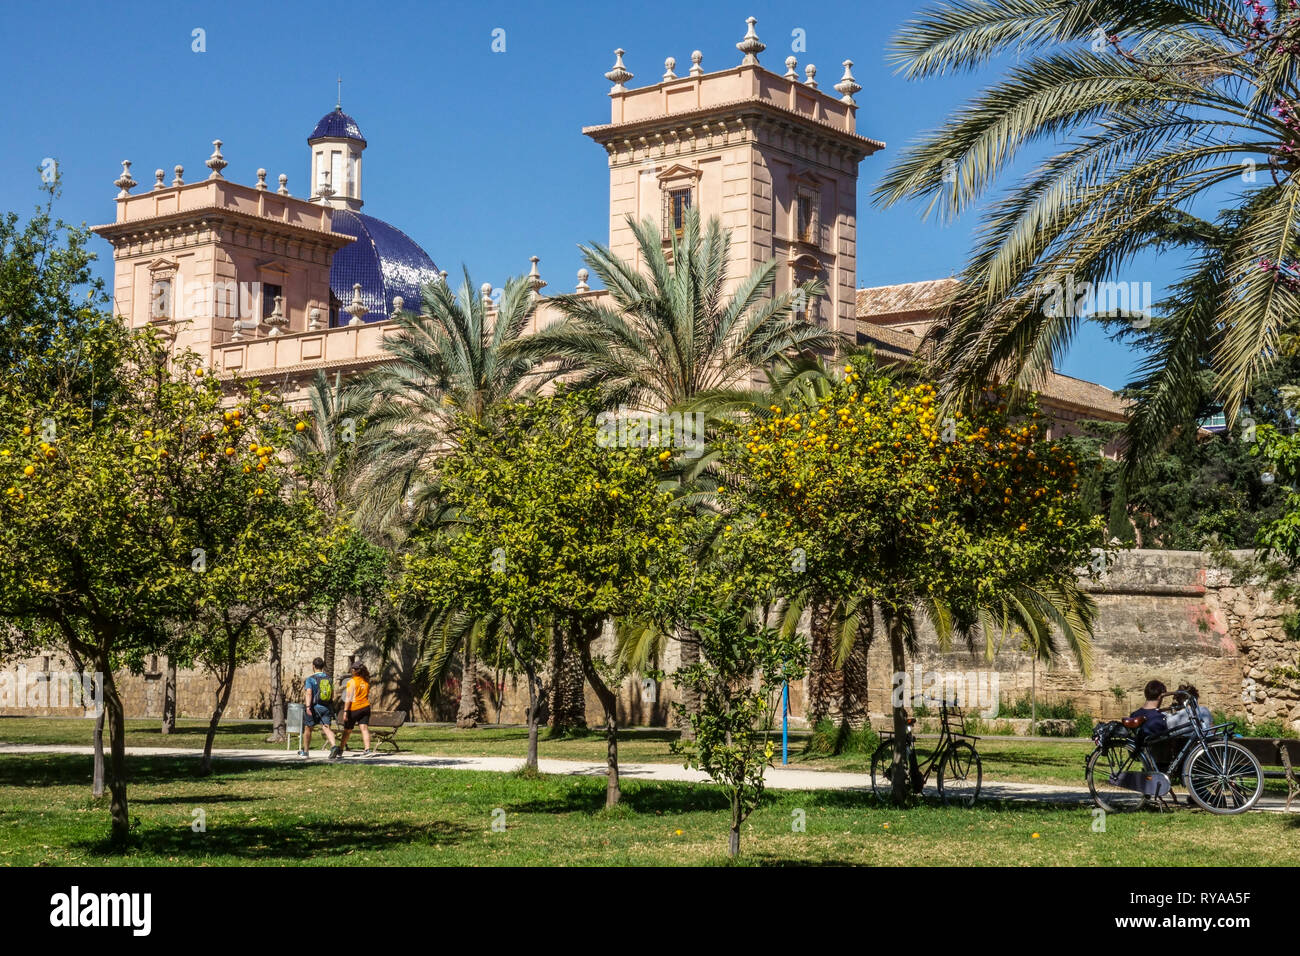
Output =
[
  {"x1": 871, "y1": 699, "x2": 982, "y2": 807},
  {"x1": 1085, "y1": 690, "x2": 1263, "y2": 815}
]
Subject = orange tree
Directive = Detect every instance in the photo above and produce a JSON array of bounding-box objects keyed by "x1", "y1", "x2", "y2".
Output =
[
  {"x1": 719, "y1": 363, "x2": 1103, "y2": 802},
  {"x1": 398, "y1": 390, "x2": 692, "y2": 805},
  {"x1": 0, "y1": 319, "x2": 356, "y2": 838}
]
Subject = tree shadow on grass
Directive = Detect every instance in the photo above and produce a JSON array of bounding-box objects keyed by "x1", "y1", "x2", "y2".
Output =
[
  {"x1": 73, "y1": 818, "x2": 470, "y2": 862},
  {"x1": 0, "y1": 754, "x2": 343, "y2": 788}
]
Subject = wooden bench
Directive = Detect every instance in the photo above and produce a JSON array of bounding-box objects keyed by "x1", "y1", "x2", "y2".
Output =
[
  {"x1": 331, "y1": 710, "x2": 408, "y2": 753},
  {"x1": 1234, "y1": 738, "x2": 1300, "y2": 811}
]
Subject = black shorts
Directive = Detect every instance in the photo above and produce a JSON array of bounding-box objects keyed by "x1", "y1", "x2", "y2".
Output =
[{"x1": 343, "y1": 706, "x2": 371, "y2": 729}]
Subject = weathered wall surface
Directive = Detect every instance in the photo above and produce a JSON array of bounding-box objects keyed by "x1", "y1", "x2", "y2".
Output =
[
  {"x1": 864, "y1": 550, "x2": 1298, "y2": 728},
  {"x1": 3, "y1": 550, "x2": 1296, "y2": 731}
]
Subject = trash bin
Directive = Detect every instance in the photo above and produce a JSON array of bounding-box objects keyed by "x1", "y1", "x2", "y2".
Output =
[{"x1": 287, "y1": 702, "x2": 304, "y2": 735}]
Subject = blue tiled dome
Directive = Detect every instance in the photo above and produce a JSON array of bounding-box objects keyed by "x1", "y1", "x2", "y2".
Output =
[
  {"x1": 330, "y1": 209, "x2": 439, "y2": 324},
  {"x1": 310, "y1": 107, "x2": 366, "y2": 145}
]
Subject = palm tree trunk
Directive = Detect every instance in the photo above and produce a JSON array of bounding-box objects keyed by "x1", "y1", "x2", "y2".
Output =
[
  {"x1": 840, "y1": 605, "x2": 872, "y2": 731},
  {"x1": 549, "y1": 624, "x2": 587, "y2": 733},
  {"x1": 161, "y1": 656, "x2": 177, "y2": 735},
  {"x1": 578, "y1": 635, "x2": 620, "y2": 808},
  {"x1": 808, "y1": 597, "x2": 842, "y2": 728},
  {"x1": 456, "y1": 648, "x2": 482, "y2": 728},
  {"x1": 676, "y1": 626, "x2": 700, "y2": 741}
]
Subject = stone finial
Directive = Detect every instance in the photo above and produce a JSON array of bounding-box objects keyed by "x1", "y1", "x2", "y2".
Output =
[
  {"x1": 438, "y1": 270, "x2": 449, "y2": 284},
  {"x1": 206, "y1": 140, "x2": 227, "y2": 180},
  {"x1": 576, "y1": 268, "x2": 590, "y2": 293},
  {"x1": 114, "y1": 160, "x2": 136, "y2": 198},
  {"x1": 527, "y1": 256, "x2": 547, "y2": 296},
  {"x1": 255, "y1": 168, "x2": 268, "y2": 191},
  {"x1": 172, "y1": 165, "x2": 185, "y2": 187},
  {"x1": 277, "y1": 174, "x2": 289, "y2": 196},
  {"x1": 265, "y1": 295, "x2": 288, "y2": 336},
  {"x1": 317, "y1": 170, "x2": 335, "y2": 202},
  {"x1": 663, "y1": 57, "x2": 677, "y2": 81},
  {"x1": 784, "y1": 56, "x2": 798, "y2": 80},
  {"x1": 736, "y1": 17, "x2": 765, "y2": 66},
  {"x1": 308, "y1": 307, "x2": 323, "y2": 331},
  {"x1": 392, "y1": 295, "x2": 404, "y2": 316},
  {"x1": 480, "y1": 282, "x2": 493, "y2": 306},
  {"x1": 804, "y1": 64, "x2": 818, "y2": 88},
  {"x1": 605, "y1": 49, "x2": 633, "y2": 93},
  {"x1": 689, "y1": 50, "x2": 704, "y2": 76},
  {"x1": 834, "y1": 60, "x2": 862, "y2": 106},
  {"x1": 153, "y1": 169, "x2": 166, "y2": 191},
  {"x1": 347, "y1": 283, "x2": 367, "y2": 326}
]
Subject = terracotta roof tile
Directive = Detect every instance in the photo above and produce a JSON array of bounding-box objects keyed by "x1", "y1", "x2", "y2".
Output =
[{"x1": 856, "y1": 278, "x2": 960, "y2": 318}]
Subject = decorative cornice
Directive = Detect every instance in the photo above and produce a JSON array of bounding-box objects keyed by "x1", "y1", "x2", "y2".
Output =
[
  {"x1": 585, "y1": 98, "x2": 883, "y2": 161},
  {"x1": 93, "y1": 205, "x2": 356, "y2": 253}
]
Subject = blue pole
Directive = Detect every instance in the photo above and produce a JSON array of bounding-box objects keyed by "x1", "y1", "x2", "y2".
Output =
[{"x1": 782, "y1": 680, "x2": 789, "y2": 765}]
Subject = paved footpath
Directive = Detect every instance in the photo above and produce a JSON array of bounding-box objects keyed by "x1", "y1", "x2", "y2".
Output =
[{"x1": 2, "y1": 743, "x2": 1294, "y2": 812}]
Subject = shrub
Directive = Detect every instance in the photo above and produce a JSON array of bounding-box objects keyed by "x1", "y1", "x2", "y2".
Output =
[{"x1": 804, "y1": 719, "x2": 879, "y2": 756}]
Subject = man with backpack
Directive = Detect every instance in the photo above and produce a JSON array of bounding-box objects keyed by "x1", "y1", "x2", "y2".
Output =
[{"x1": 300, "y1": 658, "x2": 339, "y2": 758}]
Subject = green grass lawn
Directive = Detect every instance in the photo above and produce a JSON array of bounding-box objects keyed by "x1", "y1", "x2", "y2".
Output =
[
  {"x1": 0, "y1": 716, "x2": 1099, "y2": 785},
  {"x1": 2, "y1": 753, "x2": 1297, "y2": 866}
]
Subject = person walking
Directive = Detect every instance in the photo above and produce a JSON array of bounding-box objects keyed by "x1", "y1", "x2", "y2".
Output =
[
  {"x1": 330, "y1": 663, "x2": 373, "y2": 758},
  {"x1": 300, "y1": 658, "x2": 338, "y2": 758}
]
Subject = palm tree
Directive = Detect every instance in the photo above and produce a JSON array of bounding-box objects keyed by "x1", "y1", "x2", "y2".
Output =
[
  {"x1": 876, "y1": 0, "x2": 1300, "y2": 444},
  {"x1": 287, "y1": 370, "x2": 365, "y2": 682},
  {"x1": 530, "y1": 208, "x2": 844, "y2": 733},
  {"x1": 531, "y1": 208, "x2": 842, "y2": 407},
  {"x1": 352, "y1": 271, "x2": 543, "y2": 727}
]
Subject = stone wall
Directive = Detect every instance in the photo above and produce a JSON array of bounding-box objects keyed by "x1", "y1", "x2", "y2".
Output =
[
  {"x1": 863, "y1": 550, "x2": 1299, "y2": 729},
  {"x1": 2, "y1": 550, "x2": 1296, "y2": 732}
]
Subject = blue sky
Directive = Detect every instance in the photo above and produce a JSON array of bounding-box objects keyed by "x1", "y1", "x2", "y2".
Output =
[{"x1": 0, "y1": 0, "x2": 1172, "y2": 389}]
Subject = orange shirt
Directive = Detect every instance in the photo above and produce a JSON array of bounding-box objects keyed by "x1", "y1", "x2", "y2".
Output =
[{"x1": 346, "y1": 676, "x2": 370, "y2": 710}]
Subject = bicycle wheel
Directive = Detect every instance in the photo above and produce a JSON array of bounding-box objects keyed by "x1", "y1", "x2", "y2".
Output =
[
  {"x1": 1086, "y1": 741, "x2": 1156, "y2": 812},
  {"x1": 938, "y1": 741, "x2": 982, "y2": 807},
  {"x1": 871, "y1": 740, "x2": 897, "y2": 803},
  {"x1": 1183, "y1": 741, "x2": 1263, "y2": 814}
]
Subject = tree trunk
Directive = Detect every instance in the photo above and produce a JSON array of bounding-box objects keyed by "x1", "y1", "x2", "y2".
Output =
[
  {"x1": 323, "y1": 602, "x2": 338, "y2": 679},
  {"x1": 200, "y1": 631, "x2": 239, "y2": 776},
  {"x1": 506, "y1": 629, "x2": 541, "y2": 771},
  {"x1": 265, "y1": 626, "x2": 286, "y2": 743},
  {"x1": 525, "y1": 666, "x2": 540, "y2": 771},
  {"x1": 840, "y1": 604, "x2": 872, "y2": 731},
  {"x1": 98, "y1": 656, "x2": 130, "y2": 843},
  {"x1": 885, "y1": 608, "x2": 911, "y2": 806},
  {"x1": 676, "y1": 626, "x2": 700, "y2": 741},
  {"x1": 92, "y1": 703, "x2": 105, "y2": 798},
  {"x1": 456, "y1": 647, "x2": 482, "y2": 729},
  {"x1": 548, "y1": 624, "x2": 587, "y2": 733},
  {"x1": 808, "y1": 597, "x2": 842, "y2": 728},
  {"x1": 729, "y1": 794, "x2": 741, "y2": 858},
  {"x1": 161, "y1": 657, "x2": 177, "y2": 735},
  {"x1": 578, "y1": 636, "x2": 620, "y2": 809}
]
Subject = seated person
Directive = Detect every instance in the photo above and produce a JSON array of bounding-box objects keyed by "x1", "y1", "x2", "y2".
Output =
[
  {"x1": 1165, "y1": 682, "x2": 1213, "y2": 734},
  {"x1": 1128, "y1": 679, "x2": 1169, "y2": 738}
]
